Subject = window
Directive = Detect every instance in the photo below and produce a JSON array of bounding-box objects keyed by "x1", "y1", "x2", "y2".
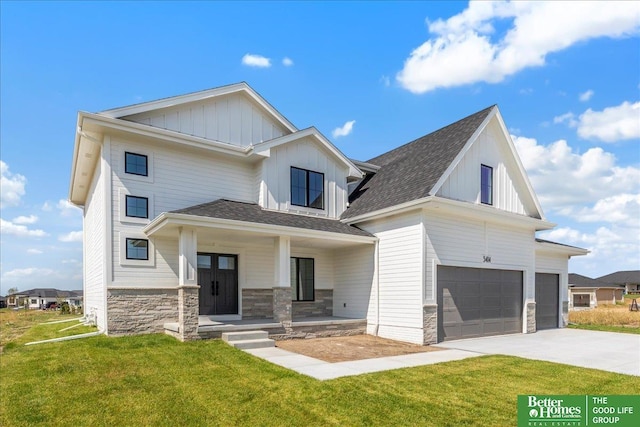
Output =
[
  {"x1": 125, "y1": 152, "x2": 148, "y2": 176},
  {"x1": 126, "y1": 238, "x2": 149, "y2": 260},
  {"x1": 290, "y1": 257, "x2": 314, "y2": 301},
  {"x1": 125, "y1": 195, "x2": 148, "y2": 219},
  {"x1": 481, "y1": 164, "x2": 493, "y2": 205},
  {"x1": 291, "y1": 167, "x2": 324, "y2": 209},
  {"x1": 31, "y1": 299, "x2": 37, "y2": 305}
]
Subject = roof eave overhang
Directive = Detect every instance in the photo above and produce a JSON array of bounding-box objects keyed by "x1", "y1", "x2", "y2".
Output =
[
  {"x1": 144, "y1": 212, "x2": 377, "y2": 244},
  {"x1": 535, "y1": 241, "x2": 589, "y2": 257}
]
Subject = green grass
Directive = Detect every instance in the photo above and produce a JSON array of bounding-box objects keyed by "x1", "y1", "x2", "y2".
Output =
[
  {"x1": 1, "y1": 332, "x2": 638, "y2": 427},
  {"x1": 568, "y1": 323, "x2": 640, "y2": 334}
]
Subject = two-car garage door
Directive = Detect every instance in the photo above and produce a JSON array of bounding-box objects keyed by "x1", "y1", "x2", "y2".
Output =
[{"x1": 438, "y1": 266, "x2": 523, "y2": 342}]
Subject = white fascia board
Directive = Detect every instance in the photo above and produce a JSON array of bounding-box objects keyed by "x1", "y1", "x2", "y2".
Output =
[
  {"x1": 350, "y1": 159, "x2": 381, "y2": 173},
  {"x1": 144, "y1": 213, "x2": 377, "y2": 245},
  {"x1": 99, "y1": 82, "x2": 298, "y2": 133},
  {"x1": 68, "y1": 113, "x2": 85, "y2": 203},
  {"x1": 535, "y1": 241, "x2": 589, "y2": 257},
  {"x1": 252, "y1": 127, "x2": 364, "y2": 178},
  {"x1": 341, "y1": 197, "x2": 434, "y2": 224}
]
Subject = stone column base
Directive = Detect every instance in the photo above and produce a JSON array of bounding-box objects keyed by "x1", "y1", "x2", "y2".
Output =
[
  {"x1": 273, "y1": 287, "x2": 292, "y2": 326},
  {"x1": 423, "y1": 304, "x2": 438, "y2": 345},
  {"x1": 562, "y1": 301, "x2": 569, "y2": 327},
  {"x1": 178, "y1": 285, "x2": 200, "y2": 341},
  {"x1": 526, "y1": 302, "x2": 536, "y2": 333}
]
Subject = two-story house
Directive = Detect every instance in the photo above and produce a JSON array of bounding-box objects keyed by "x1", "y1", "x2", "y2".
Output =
[{"x1": 68, "y1": 82, "x2": 587, "y2": 344}]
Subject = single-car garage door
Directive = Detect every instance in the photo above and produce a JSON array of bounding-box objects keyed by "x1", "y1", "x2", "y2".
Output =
[
  {"x1": 535, "y1": 273, "x2": 559, "y2": 329},
  {"x1": 438, "y1": 266, "x2": 523, "y2": 342}
]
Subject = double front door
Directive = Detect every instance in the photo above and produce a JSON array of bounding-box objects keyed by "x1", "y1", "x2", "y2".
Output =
[{"x1": 197, "y1": 253, "x2": 238, "y2": 316}]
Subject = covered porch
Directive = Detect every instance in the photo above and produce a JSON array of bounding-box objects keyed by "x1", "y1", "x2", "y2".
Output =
[{"x1": 144, "y1": 199, "x2": 376, "y2": 341}]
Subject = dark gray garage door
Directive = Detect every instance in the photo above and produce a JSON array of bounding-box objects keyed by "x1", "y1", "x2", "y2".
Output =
[
  {"x1": 535, "y1": 273, "x2": 559, "y2": 329},
  {"x1": 438, "y1": 266, "x2": 523, "y2": 342}
]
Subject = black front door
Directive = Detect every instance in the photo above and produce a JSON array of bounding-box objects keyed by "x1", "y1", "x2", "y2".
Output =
[{"x1": 197, "y1": 253, "x2": 238, "y2": 315}]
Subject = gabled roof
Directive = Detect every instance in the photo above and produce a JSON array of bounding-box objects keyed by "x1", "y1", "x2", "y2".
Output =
[
  {"x1": 343, "y1": 106, "x2": 495, "y2": 219},
  {"x1": 6, "y1": 288, "x2": 83, "y2": 298},
  {"x1": 597, "y1": 270, "x2": 640, "y2": 285},
  {"x1": 568, "y1": 273, "x2": 611, "y2": 288}
]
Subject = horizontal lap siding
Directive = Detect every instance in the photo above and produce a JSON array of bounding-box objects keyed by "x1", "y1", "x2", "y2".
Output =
[
  {"x1": 333, "y1": 245, "x2": 375, "y2": 319},
  {"x1": 291, "y1": 248, "x2": 334, "y2": 290}
]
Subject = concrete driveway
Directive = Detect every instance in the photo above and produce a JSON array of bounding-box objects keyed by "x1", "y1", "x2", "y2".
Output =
[{"x1": 435, "y1": 328, "x2": 639, "y2": 376}]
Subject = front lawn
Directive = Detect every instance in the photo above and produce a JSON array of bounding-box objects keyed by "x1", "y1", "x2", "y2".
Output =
[
  {"x1": 568, "y1": 301, "x2": 640, "y2": 334},
  {"x1": 1, "y1": 331, "x2": 637, "y2": 426}
]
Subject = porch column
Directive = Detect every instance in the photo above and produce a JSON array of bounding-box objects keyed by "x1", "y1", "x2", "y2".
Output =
[
  {"x1": 178, "y1": 227, "x2": 199, "y2": 341},
  {"x1": 273, "y1": 236, "x2": 292, "y2": 325}
]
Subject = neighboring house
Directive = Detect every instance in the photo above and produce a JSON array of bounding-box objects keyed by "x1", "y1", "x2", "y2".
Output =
[
  {"x1": 5, "y1": 289, "x2": 83, "y2": 309},
  {"x1": 568, "y1": 273, "x2": 624, "y2": 309},
  {"x1": 68, "y1": 82, "x2": 587, "y2": 344},
  {"x1": 597, "y1": 270, "x2": 640, "y2": 295},
  {"x1": 0, "y1": 296, "x2": 6, "y2": 309}
]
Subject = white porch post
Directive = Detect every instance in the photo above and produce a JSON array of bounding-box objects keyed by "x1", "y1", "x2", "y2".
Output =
[
  {"x1": 273, "y1": 236, "x2": 292, "y2": 325},
  {"x1": 177, "y1": 227, "x2": 199, "y2": 341}
]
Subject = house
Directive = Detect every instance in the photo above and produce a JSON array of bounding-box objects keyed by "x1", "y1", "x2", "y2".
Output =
[
  {"x1": 4, "y1": 288, "x2": 83, "y2": 309},
  {"x1": 68, "y1": 82, "x2": 587, "y2": 344},
  {"x1": 568, "y1": 273, "x2": 624, "y2": 309},
  {"x1": 0, "y1": 296, "x2": 6, "y2": 309},
  {"x1": 598, "y1": 270, "x2": 640, "y2": 295}
]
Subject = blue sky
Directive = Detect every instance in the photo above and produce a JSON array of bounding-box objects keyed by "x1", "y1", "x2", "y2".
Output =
[{"x1": 1, "y1": 1, "x2": 639, "y2": 292}]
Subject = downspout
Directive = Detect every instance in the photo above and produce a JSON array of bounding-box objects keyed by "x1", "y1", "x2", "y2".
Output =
[{"x1": 374, "y1": 239, "x2": 380, "y2": 336}]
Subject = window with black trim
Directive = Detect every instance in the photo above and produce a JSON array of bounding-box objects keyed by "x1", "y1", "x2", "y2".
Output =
[
  {"x1": 126, "y1": 238, "x2": 149, "y2": 260},
  {"x1": 291, "y1": 167, "x2": 324, "y2": 209},
  {"x1": 125, "y1": 152, "x2": 148, "y2": 176},
  {"x1": 125, "y1": 195, "x2": 148, "y2": 219},
  {"x1": 481, "y1": 164, "x2": 493, "y2": 205},
  {"x1": 290, "y1": 257, "x2": 314, "y2": 301}
]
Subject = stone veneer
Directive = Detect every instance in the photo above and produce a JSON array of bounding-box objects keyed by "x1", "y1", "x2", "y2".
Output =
[
  {"x1": 422, "y1": 304, "x2": 438, "y2": 345},
  {"x1": 273, "y1": 287, "x2": 292, "y2": 324},
  {"x1": 561, "y1": 301, "x2": 569, "y2": 327},
  {"x1": 178, "y1": 286, "x2": 199, "y2": 341},
  {"x1": 292, "y1": 289, "x2": 333, "y2": 318},
  {"x1": 107, "y1": 288, "x2": 178, "y2": 335},
  {"x1": 273, "y1": 319, "x2": 367, "y2": 340},
  {"x1": 526, "y1": 301, "x2": 536, "y2": 333},
  {"x1": 242, "y1": 289, "x2": 274, "y2": 319}
]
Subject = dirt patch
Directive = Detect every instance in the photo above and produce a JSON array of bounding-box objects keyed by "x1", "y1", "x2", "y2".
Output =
[{"x1": 275, "y1": 334, "x2": 442, "y2": 363}]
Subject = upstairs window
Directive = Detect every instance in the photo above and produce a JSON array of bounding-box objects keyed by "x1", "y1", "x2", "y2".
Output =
[
  {"x1": 125, "y1": 152, "x2": 148, "y2": 176},
  {"x1": 291, "y1": 167, "x2": 324, "y2": 210},
  {"x1": 481, "y1": 164, "x2": 493, "y2": 205},
  {"x1": 125, "y1": 195, "x2": 149, "y2": 219},
  {"x1": 126, "y1": 238, "x2": 149, "y2": 260},
  {"x1": 290, "y1": 257, "x2": 314, "y2": 301}
]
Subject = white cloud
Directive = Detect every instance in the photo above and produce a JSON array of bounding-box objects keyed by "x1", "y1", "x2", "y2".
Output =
[
  {"x1": 41, "y1": 201, "x2": 52, "y2": 212},
  {"x1": 397, "y1": 1, "x2": 640, "y2": 93},
  {"x1": 579, "y1": 89, "x2": 594, "y2": 102},
  {"x1": 241, "y1": 54, "x2": 271, "y2": 68},
  {"x1": 0, "y1": 218, "x2": 48, "y2": 237},
  {"x1": 61, "y1": 259, "x2": 79, "y2": 264},
  {"x1": 27, "y1": 248, "x2": 43, "y2": 255},
  {"x1": 3, "y1": 267, "x2": 55, "y2": 278},
  {"x1": 0, "y1": 160, "x2": 26, "y2": 208},
  {"x1": 572, "y1": 194, "x2": 640, "y2": 227},
  {"x1": 13, "y1": 215, "x2": 38, "y2": 225},
  {"x1": 576, "y1": 101, "x2": 640, "y2": 142},
  {"x1": 57, "y1": 199, "x2": 82, "y2": 216},
  {"x1": 282, "y1": 57, "x2": 294, "y2": 66},
  {"x1": 332, "y1": 120, "x2": 356, "y2": 138},
  {"x1": 553, "y1": 112, "x2": 578, "y2": 127},
  {"x1": 58, "y1": 231, "x2": 83, "y2": 243}
]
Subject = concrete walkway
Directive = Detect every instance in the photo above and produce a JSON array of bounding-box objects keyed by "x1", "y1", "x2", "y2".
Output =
[
  {"x1": 435, "y1": 328, "x2": 640, "y2": 376},
  {"x1": 245, "y1": 347, "x2": 481, "y2": 380}
]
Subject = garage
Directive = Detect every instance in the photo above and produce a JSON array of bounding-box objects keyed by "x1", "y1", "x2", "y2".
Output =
[
  {"x1": 437, "y1": 266, "x2": 523, "y2": 342},
  {"x1": 535, "y1": 273, "x2": 559, "y2": 329}
]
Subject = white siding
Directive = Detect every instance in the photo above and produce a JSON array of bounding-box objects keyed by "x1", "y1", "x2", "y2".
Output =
[
  {"x1": 360, "y1": 211, "x2": 424, "y2": 344},
  {"x1": 437, "y1": 119, "x2": 538, "y2": 217},
  {"x1": 333, "y1": 245, "x2": 375, "y2": 319},
  {"x1": 291, "y1": 247, "x2": 334, "y2": 290},
  {"x1": 122, "y1": 93, "x2": 288, "y2": 146},
  {"x1": 260, "y1": 137, "x2": 349, "y2": 219},
  {"x1": 83, "y1": 152, "x2": 106, "y2": 330},
  {"x1": 424, "y1": 208, "x2": 536, "y2": 303},
  {"x1": 109, "y1": 135, "x2": 255, "y2": 288}
]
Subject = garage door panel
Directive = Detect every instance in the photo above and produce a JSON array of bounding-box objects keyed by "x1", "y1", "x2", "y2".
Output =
[
  {"x1": 438, "y1": 266, "x2": 523, "y2": 342},
  {"x1": 535, "y1": 273, "x2": 559, "y2": 330}
]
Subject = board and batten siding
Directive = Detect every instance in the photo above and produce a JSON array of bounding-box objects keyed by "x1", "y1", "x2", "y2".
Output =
[
  {"x1": 83, "y1": 151, "x2": 106, "y2": 330},
  {"x1": 259, "y1": 137, "x2": 349, "y2": 219},
  {"x1": 360, "y1": 211, "x2": 424, "y2": 344},
  {"x1": 423, "y1": 209, "x2": 536, "y2": 304},
  {"x1": 109, "y1": 135, "x2": 255, "y2": 288},
  {"x1": 122, "y1": 93, "x2": 288, "y2": 147},
  {"x1": 333, "y1": 245, "x2": 375, "y2": 320},
  {"x1": 437, "y1": 119, "x2": 538, "y2": 217}
]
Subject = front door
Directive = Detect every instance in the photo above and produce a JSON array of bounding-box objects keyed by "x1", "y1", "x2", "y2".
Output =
[{"x1": 197, "y1": 253, "x2": 238, "y2": 315}]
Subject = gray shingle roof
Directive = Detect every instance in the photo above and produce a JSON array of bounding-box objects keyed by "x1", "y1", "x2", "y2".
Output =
[
  {"x1": 172, "y1": 199, "x2": 374, "y2": 238},
  {"x1": 342, "y1": 105, "x2": 495, "y2": 219},
  {"x1": 597, "y1": 270, "x2": 640, "y2": 285},
  {"x1": 7, "y1": 288, "x2": 83, "y2": 298},
  {"x1": 568, "y1": 273, "x2": 612, "y2": 288}
]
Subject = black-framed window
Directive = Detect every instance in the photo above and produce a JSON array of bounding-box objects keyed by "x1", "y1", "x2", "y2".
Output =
[
  {"x1": 126, "y1": 238, "x2": 149, "y2": 260},
  {"x1": 125, "y1": 195, "x2": 148, "y2": 219},
  {"x1": 481, "y1": 164, "x2": 493, "y2": 205},
  {"x1": 291, "y1": 167, "x2": 324, "y2": 209},
  {"x1": 125, "y1": 152, "x2": 148, "y2": 176},
  {"x1": 290, "y1": 257, "x2": 314, "y2": 301}
]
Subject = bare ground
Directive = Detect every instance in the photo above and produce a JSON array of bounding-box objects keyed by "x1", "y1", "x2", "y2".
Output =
[{"x1": 275, "y1": 334, "x2": 441, "y2": 363}]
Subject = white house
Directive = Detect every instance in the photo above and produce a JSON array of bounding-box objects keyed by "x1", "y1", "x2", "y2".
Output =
[{"x1": 68, "y1": 82, "x2": 587, "y2": 344}]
